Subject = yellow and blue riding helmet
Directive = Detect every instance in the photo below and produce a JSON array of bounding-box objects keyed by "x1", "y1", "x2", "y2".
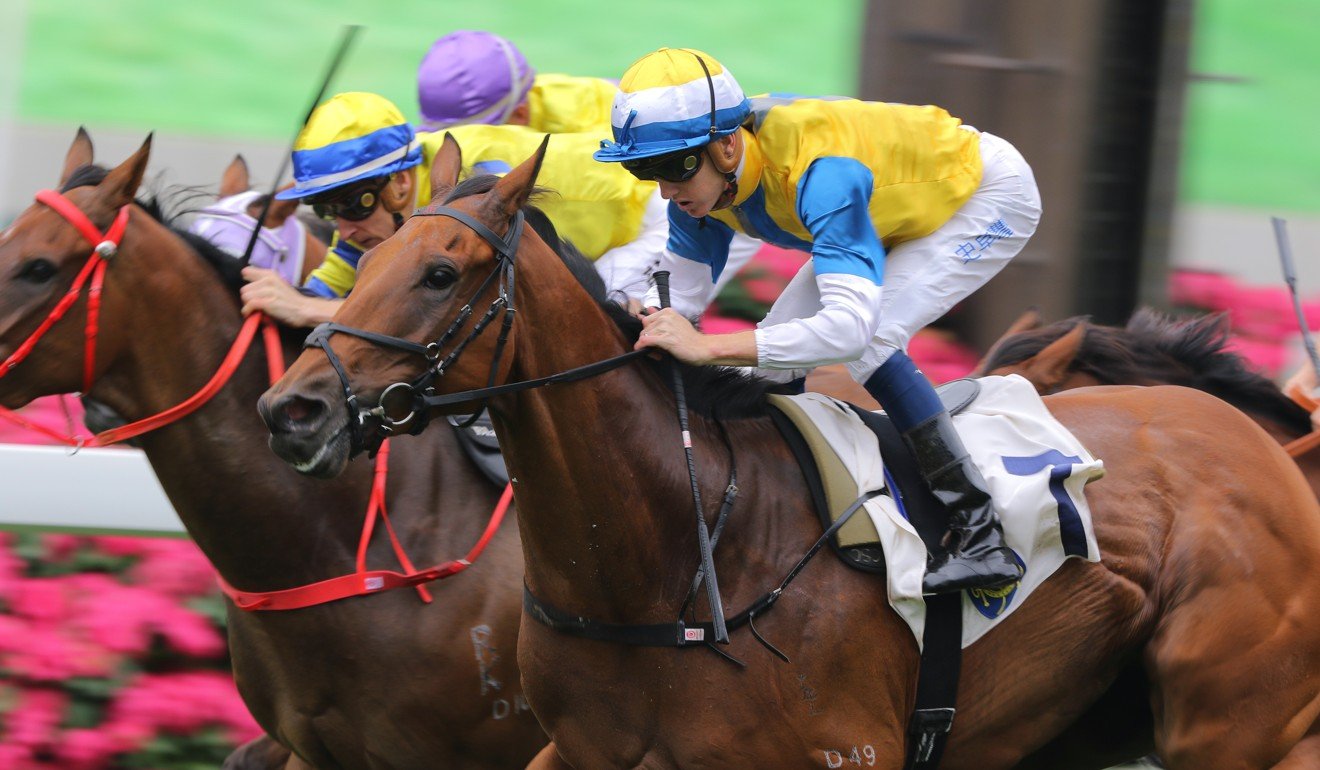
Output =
[
  {"x1": 594, "y1": 48, "x2": 749, "y2": 169},
  {"x1": 276, "y1": 92, "x2": 422, "y2": 202}
]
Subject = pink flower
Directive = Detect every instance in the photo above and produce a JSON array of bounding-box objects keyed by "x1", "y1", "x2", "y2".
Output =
[
  {"x1": 128, "y1": 540, "x2": 219, "y2": 599},
  {"x1": 700, "y1": 314, "x2": 757, "y2": 335},
  {"x1": 1, "y1": 687, "x2": 66, "y2": 748}
]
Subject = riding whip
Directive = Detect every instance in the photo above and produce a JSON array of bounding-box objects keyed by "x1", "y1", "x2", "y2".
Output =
[
  {"x1": 1272, "y1": 217, "x2": 1320, "y2": 381},
  {"x1": 238, "y1": 24, "x2": 362, "y2": 269},
  {"x1": 653, "y1": 270, "x2": 729, "y2": 644}
]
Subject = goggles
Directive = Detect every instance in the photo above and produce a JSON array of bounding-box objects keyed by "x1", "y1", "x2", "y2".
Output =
[
  {"x1": 309, "y1": 176, "x2": 390, "y2": 222},
  {"x1": 622, "y1": 148, "x2": 706, "y2": 183}
]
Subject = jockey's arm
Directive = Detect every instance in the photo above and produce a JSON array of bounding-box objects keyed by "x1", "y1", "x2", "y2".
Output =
[
  {"x1": 1284, "y1": 366, "x2": 1320, "y2": 431},
  {"x1": 594, "y1": 188, "x2": 671, "y2": 303},
  {"x1": 637, "y1": 159, "x2": 884, "y2": 370},
  {"x1": 751, "y1": 158, "x2": 884, "y2": 370}
]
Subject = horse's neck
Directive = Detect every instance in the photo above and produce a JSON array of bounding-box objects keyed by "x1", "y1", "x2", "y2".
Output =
[
  {"x1": 90, "y1": 223, "x2": 373, "y2": 586},
  {"x1": 493, "y1": 258, "x2": 761, "y2": 617}
]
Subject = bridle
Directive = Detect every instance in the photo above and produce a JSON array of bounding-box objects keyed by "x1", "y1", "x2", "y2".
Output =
[
  {"x1": 304, "y1": 204, "x2": 524, "y2": 454},
  {"x1": 0, "y1": 189, "x2": 285, "y2": 448}
]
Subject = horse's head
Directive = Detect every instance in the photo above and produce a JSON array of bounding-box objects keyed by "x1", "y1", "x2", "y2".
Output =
[
  {"x1": 260, "y1": 135, "x2": 554, "y2": 477},
  {"x1": 0, "y1": 129, "x2": 152, "y2": 408}
]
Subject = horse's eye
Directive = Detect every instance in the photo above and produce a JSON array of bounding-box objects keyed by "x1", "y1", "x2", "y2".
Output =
[
  {"x1": 423, "y1": 267, "x2": 456, "y2": 291},
  {"x1": 16, "y1": 258, "x2": 57, "y2": 284}
]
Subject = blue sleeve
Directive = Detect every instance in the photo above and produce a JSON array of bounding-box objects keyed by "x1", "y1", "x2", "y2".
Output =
[
  {"x1": 795, "y1": 157, "x2": 884, "y2": 283},
  {"x1": 665, "y1": 201, "x2": 736, "y2": 282}
]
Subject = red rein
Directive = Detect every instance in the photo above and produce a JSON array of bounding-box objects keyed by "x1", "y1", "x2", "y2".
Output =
[{"x1": 3, "y1": 189, "x2": 511, "y2": 611}]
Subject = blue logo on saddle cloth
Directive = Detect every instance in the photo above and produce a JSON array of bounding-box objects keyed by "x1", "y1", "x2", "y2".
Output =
[{"x1": 966, "y1": 550, "x2": 1026, "y2": 619}]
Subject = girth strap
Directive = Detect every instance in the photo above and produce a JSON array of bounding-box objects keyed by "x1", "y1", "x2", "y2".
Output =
[{"x1": 523, "y1": 489, "x2": 881, "y2": 649}]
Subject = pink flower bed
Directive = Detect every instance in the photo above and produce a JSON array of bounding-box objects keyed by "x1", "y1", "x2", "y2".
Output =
[
  {"x1": 0, "y1": 530, "x2": 262, "y2": 767},
  {"x1": 1170, "y1": 268, "x2": 1320, "y2": 377}
]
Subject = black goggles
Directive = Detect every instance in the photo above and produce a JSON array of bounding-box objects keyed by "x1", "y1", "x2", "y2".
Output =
[
  {"x1": 309, "y1": 176, "x2": 390, "y2": 222},
  {"x1": 622, "y1": 148, "x2": 706, "y2": 183}
]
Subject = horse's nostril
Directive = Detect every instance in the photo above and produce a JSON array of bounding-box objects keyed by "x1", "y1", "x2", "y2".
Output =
[{"x1": 273, "y1": 394, "x2": 327, "y2": 434}]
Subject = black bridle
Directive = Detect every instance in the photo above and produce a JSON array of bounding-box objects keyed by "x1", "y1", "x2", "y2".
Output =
[{"x1": 303, "y1": 204, "x2": 648, "y2": 456}]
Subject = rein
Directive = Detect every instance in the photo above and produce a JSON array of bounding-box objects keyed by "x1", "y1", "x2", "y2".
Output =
[{"x1": 0, "y1": 189, "x2": 285, "y2": 448}]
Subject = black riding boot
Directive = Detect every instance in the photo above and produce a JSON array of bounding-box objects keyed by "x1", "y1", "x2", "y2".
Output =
[{"x1": 904, "y1": 412, "x2": 1023, "y2": 595}]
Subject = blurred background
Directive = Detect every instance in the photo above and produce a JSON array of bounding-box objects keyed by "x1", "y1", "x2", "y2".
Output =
[{"x1": 0, "y1": 0, "x2": 1317, "y2": 765}]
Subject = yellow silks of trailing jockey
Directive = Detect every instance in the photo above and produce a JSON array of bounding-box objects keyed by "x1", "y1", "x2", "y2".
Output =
[
  {"x1": 525, "y1": 74, "x2": 617, "y2": 135},
  {"x1": 445, "y1": 124, "x2": 655, "y2": 260},
  {"x1": 710, "y1": 97, "x2": 984, "y2": 249}
]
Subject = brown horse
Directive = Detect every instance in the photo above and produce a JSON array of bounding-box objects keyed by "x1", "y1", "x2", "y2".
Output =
[
  {"x1": 260, "y1": 144, "x2": 1320, "y2": 769},
  {"x1": 979, "y1": 309, "x2": 1320, "y2": 499},
  {"x1": 0, "y1": 131, "x2": 543, "y2": 769}
]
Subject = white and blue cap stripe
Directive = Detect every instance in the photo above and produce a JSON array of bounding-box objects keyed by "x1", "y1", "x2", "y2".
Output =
[
  {"x1": 595, "y1": 48, "x2": 750, "y2": 163},
  {"x1": 277, "y1": 92, "x2": 424, "y2": 200}
]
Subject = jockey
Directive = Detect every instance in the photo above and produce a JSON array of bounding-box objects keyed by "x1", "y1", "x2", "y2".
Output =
[
  {"x1": 239, "y1": 92, "x2": 428, "y2": 326},
  {"x1": 594, "y1": 48, "x2": 1042, "y2": 595},
  {"x1": 239, "y1": 91, "x2": 688, "y2": 324},
  {"x1": 416, "y1": 30, "x2": 616, "y2": 135}
]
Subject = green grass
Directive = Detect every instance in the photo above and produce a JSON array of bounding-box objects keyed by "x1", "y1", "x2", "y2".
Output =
[
  {"x1": 18, "y1": 0, "x2": 862, "y2": 138},
  {"x1": 16, "y1": 0, "x2": 1320, "y2": 210}
]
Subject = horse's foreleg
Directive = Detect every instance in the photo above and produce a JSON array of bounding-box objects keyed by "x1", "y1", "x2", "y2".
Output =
[
  {"x1": 526, "y1": 742, "x2": 574, "y2": 770},
  {"x1": 220, "y1": 734, "x2": 292, "y2": 770}
]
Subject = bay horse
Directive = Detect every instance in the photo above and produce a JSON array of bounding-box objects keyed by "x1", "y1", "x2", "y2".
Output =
[
  {"x1": 978, "y1": 309, "x2": 1320, "y2": 499},
  {"x1": 0, "y1": 131, "x2": 544, "y2": 769},
  {"x1": 260, "y1": 143, "x2": 1320, "y2": 769}
]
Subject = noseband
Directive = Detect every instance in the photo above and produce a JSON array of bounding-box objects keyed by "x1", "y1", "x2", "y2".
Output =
[{"x1": 304, "y1": 205, "x2": 525, "y2": 454}]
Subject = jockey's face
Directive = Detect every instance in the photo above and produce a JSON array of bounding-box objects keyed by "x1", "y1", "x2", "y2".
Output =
[
  {"x1": 654, "y1": 135, "x2": 739, "y2": 220},
  {"x1": 335, "y1": 203, "x2": 397, "y2": 251}
]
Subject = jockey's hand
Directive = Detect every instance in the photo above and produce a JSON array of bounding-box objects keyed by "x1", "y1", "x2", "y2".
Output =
[
  {"x1": 636, "y1": 308, "x2": 711, "y2": 365},
  {"x1": 625, "y1": 298, "x2": 646, "y2": 318},
  {"x1": 240, "y1": 267, "x2": 338, "y2": 328},
  {"x1": 1283, "y1": 365, "x2": 1320, "y2": 431}
]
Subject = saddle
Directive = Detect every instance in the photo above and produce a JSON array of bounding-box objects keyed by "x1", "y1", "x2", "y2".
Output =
[
  {"x1": 447, "y1": 413, "x2": 509, "y2": 487},
  {"x1": 767, "y1": 378, "x2": 981, "y2": 574}
]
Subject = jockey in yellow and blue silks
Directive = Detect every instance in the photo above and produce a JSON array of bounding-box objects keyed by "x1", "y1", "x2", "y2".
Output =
[
  {"x1": 595, "y1": 48, "x2": 1042, "y2": 595},
  {"x1": 239, "y1": 92, "x2": 428, "y2": 326},
  {"x1": 237, "y1": 91, "x2": 687, "y2": 327}
]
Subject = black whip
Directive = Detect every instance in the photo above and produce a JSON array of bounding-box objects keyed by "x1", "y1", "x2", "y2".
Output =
[
  {"x1": 654, "y1": 271, "x2": 729, "y2": 643},
  {"x1": 1273, "y1": 217, "x2": 1320, "y2": 381},
  {"x1": 238, "y1": 24, "x2": 361, "y2": 269}
]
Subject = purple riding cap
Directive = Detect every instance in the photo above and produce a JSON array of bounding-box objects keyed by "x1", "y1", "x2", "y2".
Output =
[
  {"x1": 188, "y1": 191, "x2": 308, "y2": 286},
  {"x1": 417, "y1": 30, "x2": 536, "y2": 131}
]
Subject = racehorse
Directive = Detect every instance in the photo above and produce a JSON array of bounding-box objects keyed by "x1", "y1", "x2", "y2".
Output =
[
  {"x1": 0, "y1": 131, "x2": 545, "y2": 769},
  {"x1": 978, "y1": 309, "x2": 1320, "y2": 499},
  {"x1": 259, "y1": 143, "x2": 1320, "y2": 769}
]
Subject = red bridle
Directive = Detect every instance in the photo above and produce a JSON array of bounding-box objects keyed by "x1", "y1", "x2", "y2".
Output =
[
  {"x1": 1, "y1": 188, "x2": 512, "y2": 610},
  {"x1": 0, "y1": 189, "x2": 284, "y2": 448}
]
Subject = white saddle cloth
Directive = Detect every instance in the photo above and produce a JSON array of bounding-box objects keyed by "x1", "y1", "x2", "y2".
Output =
[{"x1": 782, "y1": 374, "x2": 1105, "y2": 648}]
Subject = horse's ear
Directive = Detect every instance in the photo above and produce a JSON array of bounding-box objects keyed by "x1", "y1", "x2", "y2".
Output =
[
  {"x1": 261, "y1": 190, "x2": 301, "y2": 228},
  {"x1": 59, "y1": 127, "x2": 94, "y2": 187},
  {"x1": 1018, "y1": 322, "x2": 1088, "y2": 393},
  {"x1": 220, "y1": 154, "x2": 250, "y2": 198},
  {"x1": 430, "y1": 133, "x2": 462, "y2": 202},
  {"x1": 486, "y1": 134, "x2": 549, "y2": 222},
  {"x1": 98, "y1": 134, "x2": 152, "y2": 208},
  {"x1": 970, "y1": 307, "x2": 1044, "y2": 376}
]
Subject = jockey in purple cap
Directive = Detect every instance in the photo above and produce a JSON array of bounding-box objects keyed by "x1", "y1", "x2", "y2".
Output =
[
  {"x1": 417, "y1": 30, "x2": 616, "y2": 134},
  {"x1": 416, "y1": 30, "x2": 763, "y2": 310}
]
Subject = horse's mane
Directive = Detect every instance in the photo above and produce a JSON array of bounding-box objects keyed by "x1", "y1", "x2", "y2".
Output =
[
  {"x1": 60, "y1": 163, "x2": 247, "y2": 289},
  {"x1": 986, "y1": 307, "x2": 1313, "y2": 435},
  {"x1": 444, "y1": 175, "x2": 779, "y2": 420}
]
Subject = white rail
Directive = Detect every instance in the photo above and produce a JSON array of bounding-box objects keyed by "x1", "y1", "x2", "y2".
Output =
[{"x1": 0, "y1": 444, "x2": 183, "y2": 535}]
